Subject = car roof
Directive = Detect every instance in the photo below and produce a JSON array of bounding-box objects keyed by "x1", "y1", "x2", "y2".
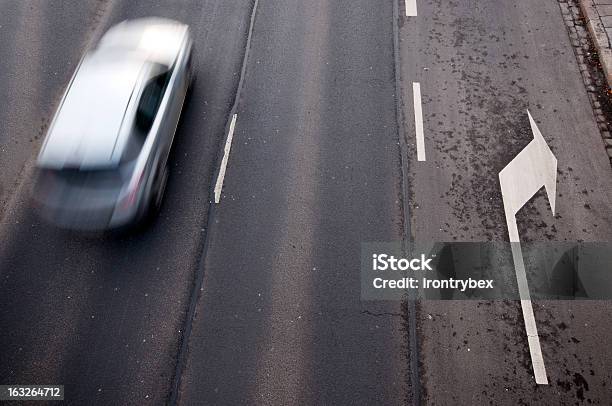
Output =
[
  {"x1": 37, "y1": 18, "x2": 188, "y2": 170},
  {"x1": 37, "y1": 52, "x2": 148, "y2": 169}
]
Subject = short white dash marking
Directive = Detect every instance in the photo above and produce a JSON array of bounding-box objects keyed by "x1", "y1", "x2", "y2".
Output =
[
  {"x1": 413, "y1": 82, "x2": 426, "y2": 161},
  {"x1": 405, "y1": 0, "x2": 417, "y2": 16},
  {"x1": 214, "y1": 114, "x2": 237, "y2": 204}
]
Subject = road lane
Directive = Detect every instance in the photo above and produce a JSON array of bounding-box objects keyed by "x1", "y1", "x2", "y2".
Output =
[
  {"x1": 0, "y1": 1, "x2": 254, "y2": 404},
  {"x1": 0, "y1": 0, "x2": 103, "y2": 217},
  {"x1": 398, "y1": 0, "x2": 612, "y2": 403},
  {"x1": 178, "y1": 0, "x2": 411, "y2": 404}
]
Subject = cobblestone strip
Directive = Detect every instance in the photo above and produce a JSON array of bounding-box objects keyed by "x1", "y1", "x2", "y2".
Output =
[
  {"x1": 559, "y1": 0, "x2": 612, "y2": 166},
  {"x1": 579, "y1": 0, "x2": 612, "y2": 85}
]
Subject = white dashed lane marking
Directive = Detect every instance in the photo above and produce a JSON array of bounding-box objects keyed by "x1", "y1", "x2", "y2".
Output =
[
  {"x1": 405, "y1": 0, "x2": 417, "y2": 16},
  {"x1": 214, "y1": 114, "x2": 238, "y2": 204},
  {"x1": 412, "y1": 82, "x2": 426, "y2": 161}
]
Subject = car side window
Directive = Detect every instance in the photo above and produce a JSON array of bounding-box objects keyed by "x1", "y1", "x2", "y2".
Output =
[{"x1": 135, "y1": 69, "x2": 171, "y2": 136}]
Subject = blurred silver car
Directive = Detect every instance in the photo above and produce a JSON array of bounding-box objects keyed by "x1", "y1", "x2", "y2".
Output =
[{"x1": 33, "y1": 18, "x2": 194, "y2": 231}]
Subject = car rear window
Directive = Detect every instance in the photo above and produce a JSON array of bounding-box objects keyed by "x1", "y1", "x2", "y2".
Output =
[{"x1": 49, "y1": 168, "x2": 124, "y2": 189}]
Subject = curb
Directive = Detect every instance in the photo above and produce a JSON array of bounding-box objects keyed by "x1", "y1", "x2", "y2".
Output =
[{"x1": 580, "y1": 0, "x2": 612, "y2": 88}]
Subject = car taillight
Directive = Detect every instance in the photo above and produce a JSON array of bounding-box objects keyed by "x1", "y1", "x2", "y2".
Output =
[{"x1": 119, "y1": 170, "x2": 143, "y2": 210}]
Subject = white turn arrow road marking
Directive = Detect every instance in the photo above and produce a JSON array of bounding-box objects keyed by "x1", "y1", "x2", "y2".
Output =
[
  {"x1": 498, "y1": 110, "x2": 558, "y2": 385},
  {"x1": 499, "y1": 111, "x2": 557, "y2": 242}
]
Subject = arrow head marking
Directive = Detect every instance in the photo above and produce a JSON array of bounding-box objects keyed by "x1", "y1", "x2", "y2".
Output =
[
  {"x1": 499, "y1": 110, "x2": 558, "y2": 222},
  {"x1": 527, "y1": 110, "x2": 558, "y2": 215}
]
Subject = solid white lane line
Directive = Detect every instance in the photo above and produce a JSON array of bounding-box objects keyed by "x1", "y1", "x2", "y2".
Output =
[
  {"x1": 413, "y1": 82, "x2": 426, "y2": 161},
  {"x1": 214, "y1": 114, "x2": 238, "y2": 204},
  {"x1": 405, "y1": 0, "x2": 417, "y2": 16}
]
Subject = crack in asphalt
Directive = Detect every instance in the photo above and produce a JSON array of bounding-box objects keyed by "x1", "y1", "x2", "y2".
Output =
[{"x1": 361, "y1": 310, "x2": 404, "y2": 318}]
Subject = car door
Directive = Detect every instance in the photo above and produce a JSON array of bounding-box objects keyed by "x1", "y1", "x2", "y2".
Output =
[{"x1": 163, "y1": 39, "x2": 191, "y2": 153}]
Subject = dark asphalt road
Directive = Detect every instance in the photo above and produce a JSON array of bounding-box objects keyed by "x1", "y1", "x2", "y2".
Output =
[
  {"x1": 399, "y1": 0, "x2": 612, "y2": 403},
  {"x1": 1, "y1": 0, "x2": 612, "y2": 405},
  {"x1": 0, "y1": 0, "x2": 102, "y2": 215},
  {"x1": 177, "y1": 0, "x2": 408, "y2": 404}
]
